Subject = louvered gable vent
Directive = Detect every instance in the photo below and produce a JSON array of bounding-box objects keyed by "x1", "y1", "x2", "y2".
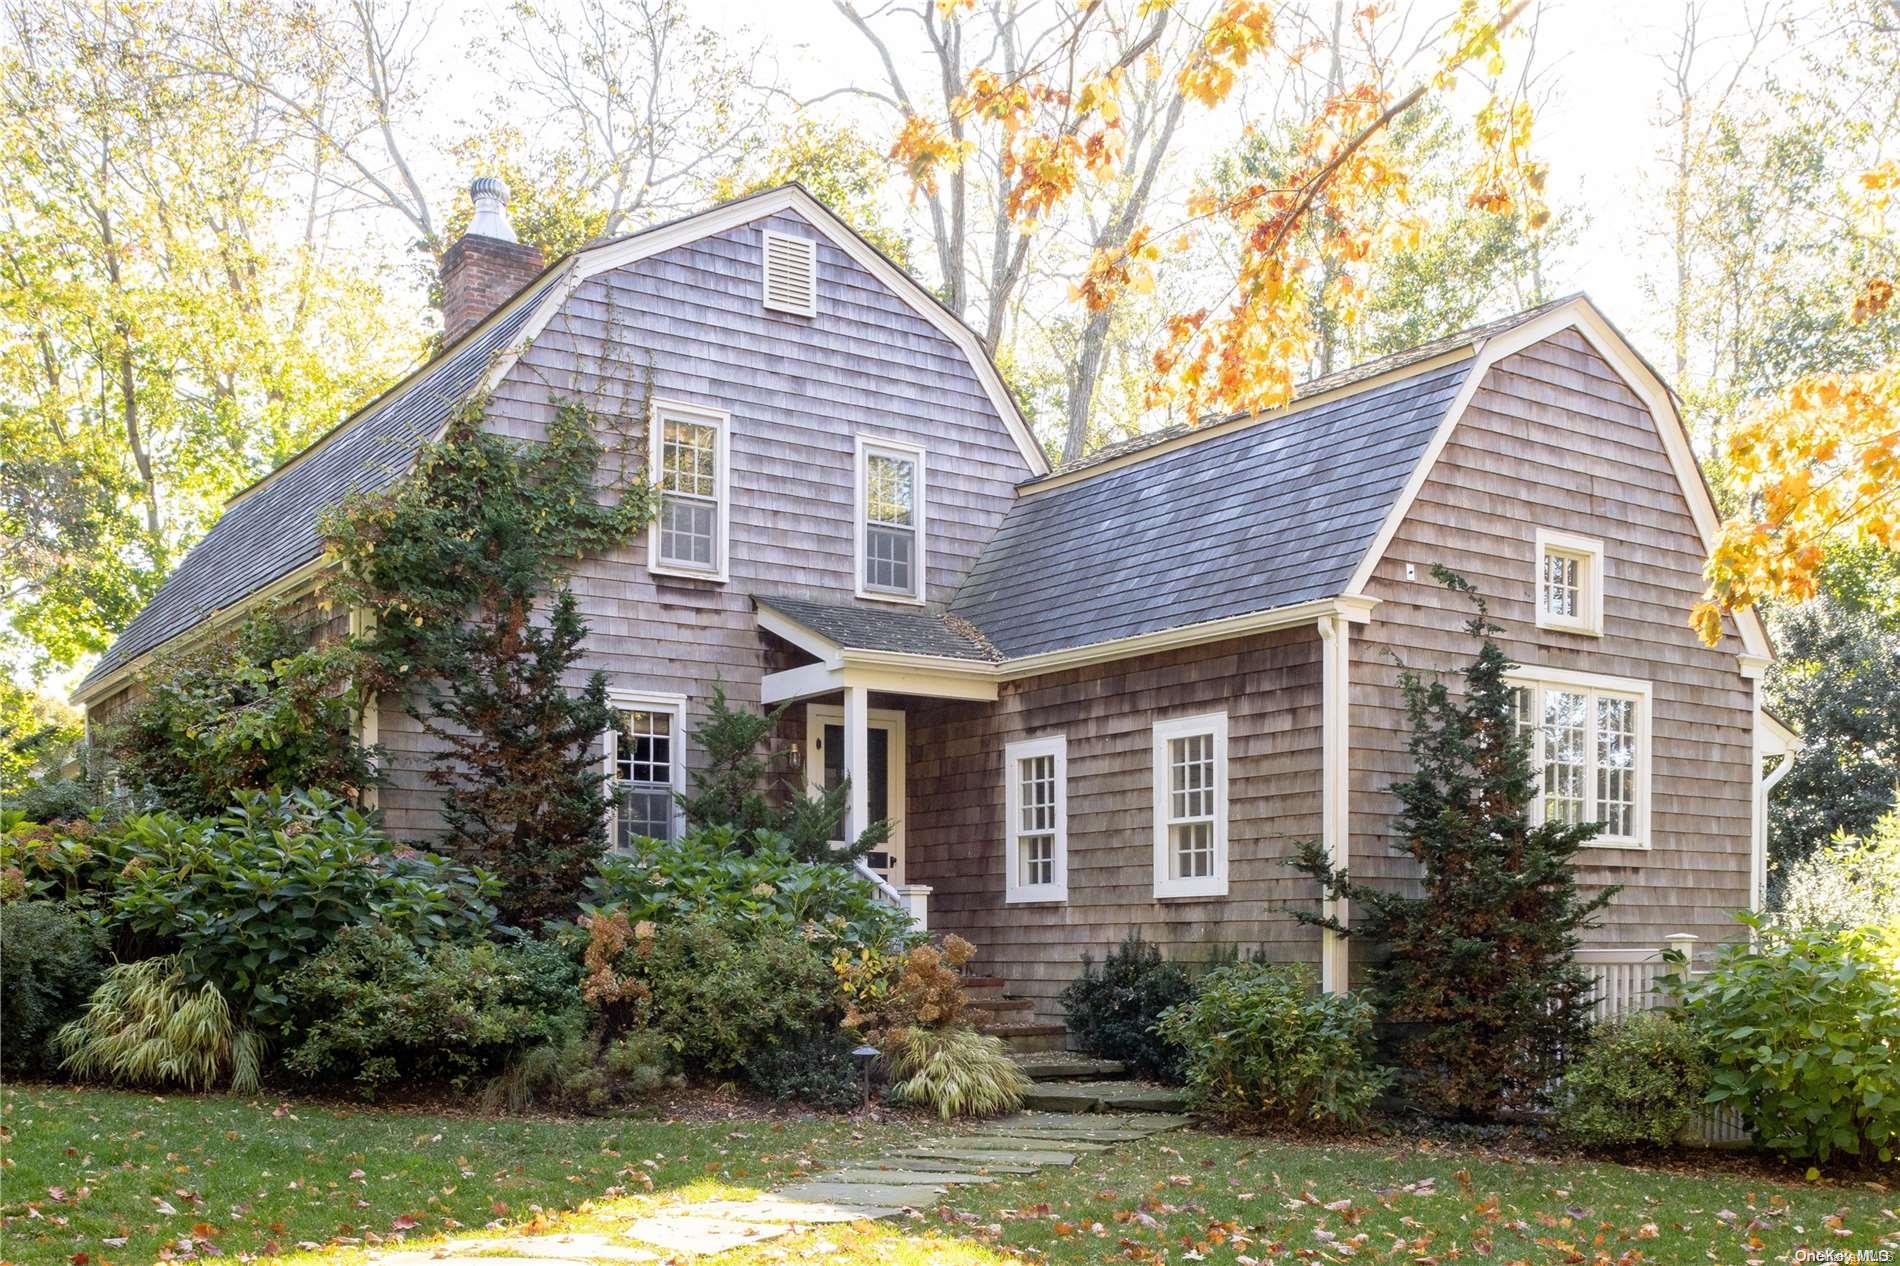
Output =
[{"x1": 761, "y1": 230, "x2": 818, "y2": 316}]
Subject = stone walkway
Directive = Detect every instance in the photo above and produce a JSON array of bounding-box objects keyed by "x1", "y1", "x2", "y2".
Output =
[{"x1": 367, "y1": 1111, "x2": 1186, "y2": 1263}]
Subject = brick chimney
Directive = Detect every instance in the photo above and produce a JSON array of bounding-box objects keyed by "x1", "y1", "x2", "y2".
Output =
[{"x1": 439, "y1": 177, "x2": 544, "y2": 344}]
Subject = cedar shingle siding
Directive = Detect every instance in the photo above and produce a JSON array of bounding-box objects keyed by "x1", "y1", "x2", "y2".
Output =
[{"x1": 81, "y1": 188, "x2": 1766, "y2": 998}]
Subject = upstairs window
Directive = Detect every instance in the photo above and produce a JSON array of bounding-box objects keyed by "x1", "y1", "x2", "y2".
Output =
[
  {"x1": 1152, "y1": 712, "x2": 1229, "y2": 898},
  {"x1": 761, "y1": 230, "x2": 818, "y2": 316},
  {"x1": 1005, "y1": 735, "x2": 1068, "y2": 903},
  {"x1": 855, "y1": 437, "x2": 927, "y2": 603},
  {"x1": 1509, "y1": 670, "x2": 1649, "y2": 849},
  {"x1": 1535, "y1": 529, "x2": 1604, "y2": 635},
  {"x1": 649, "y1": 402, "x2": 728, "y2": 580},
  {"x1": 604, "y1": 694, "x2": 686, "y2": 847}
]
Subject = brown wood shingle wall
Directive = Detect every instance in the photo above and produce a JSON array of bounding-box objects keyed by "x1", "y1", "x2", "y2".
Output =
[
  {"x1": 906, "y1": 629, "x2": 1326, "y2": 1019},
  {"x1": 1348, "y1": 328, "x2": 1756, "y2": 954}
]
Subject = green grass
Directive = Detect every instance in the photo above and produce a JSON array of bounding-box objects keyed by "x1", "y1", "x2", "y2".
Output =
[
  {"x1": 0, "y1": 1083, "x2": 897, "y2": 1264},
  {"x1": 5, "y1": 1085, "x2": 1896, "y2": 1266}
]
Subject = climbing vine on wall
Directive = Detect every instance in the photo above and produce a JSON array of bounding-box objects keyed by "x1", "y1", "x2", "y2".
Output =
[{"x1": 320, "y1": 398, "x2": 654, "y2": 926}]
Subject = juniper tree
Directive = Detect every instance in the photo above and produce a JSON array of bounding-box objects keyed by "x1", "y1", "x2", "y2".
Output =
[
  {"x1": 1293, "y1": 566, "x2": 1615, "y2": 1119},
  {"x1": 321, "y1": 401, "x2": 652, "y2": 926}
]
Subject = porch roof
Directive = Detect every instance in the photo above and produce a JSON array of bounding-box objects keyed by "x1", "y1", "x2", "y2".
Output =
[{"x1": 756, "y1": 596, "x2": 998, "y2": 662}]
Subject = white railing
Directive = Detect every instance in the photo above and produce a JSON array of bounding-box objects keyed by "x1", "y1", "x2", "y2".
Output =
[
  {"x1": 853, "y1": 860, "x2": 931, "y2": 933},
  {"x1": 1577, "y1": 934, "x2": 1749, "y2": 1147}
]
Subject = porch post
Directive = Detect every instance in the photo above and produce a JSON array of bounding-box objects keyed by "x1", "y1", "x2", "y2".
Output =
[
  {"x1": 1318, "y1": 614, "x2": 1351, "y2": 995},
  {"x1": 842, "y1": 683, "x2": 870, "y2": 844}
]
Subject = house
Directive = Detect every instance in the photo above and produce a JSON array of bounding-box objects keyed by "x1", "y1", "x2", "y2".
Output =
[{"x1": 75, "y1": 181, "x2": 1798, "y2": 1021}]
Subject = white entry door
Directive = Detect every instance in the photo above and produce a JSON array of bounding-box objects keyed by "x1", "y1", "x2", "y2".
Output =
[{"x1": 803, "y1": 704, "x2": 907, "y2": 884}]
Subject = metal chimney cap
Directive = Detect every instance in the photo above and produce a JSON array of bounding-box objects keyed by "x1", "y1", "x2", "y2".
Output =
[{"x1": 467, "y1": 176, "x2": 518, "y2": 243}]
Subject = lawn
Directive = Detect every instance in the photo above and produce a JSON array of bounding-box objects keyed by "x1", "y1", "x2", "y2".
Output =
[{"x1": 4, "y1": 1085, "x2": 1895, "y2": 1266}]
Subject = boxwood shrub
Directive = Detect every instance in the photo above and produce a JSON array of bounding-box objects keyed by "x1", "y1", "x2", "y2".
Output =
[
  {"x1": 1558, "y1": 1010, "x2": 1711, "y2": 1148},
  {"x1": 1059, "y1": 932, "x2": 1194, "y2": 1080}
]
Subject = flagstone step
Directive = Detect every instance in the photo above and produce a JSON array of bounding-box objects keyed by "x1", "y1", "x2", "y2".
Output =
[
  {"x1": 1009, "y1": 1051, "x2": 1128, "y2": 1080},
  {"x1": 959, "y1": 974, "x2": 1009, "y2": 999},
  {"x1": 978, "y1": 1020, "x2": 1069, "y2": 1053},
  {"x1": 964, "y1": 995, "x2": 1035, "y2": 1021},
  {"x1": 1020, "y1": 1079, "x2": 1189, "y2": 1114},
  {"x1": 892, "y1": 1144, "x2": 1078, "y2": 1168}
]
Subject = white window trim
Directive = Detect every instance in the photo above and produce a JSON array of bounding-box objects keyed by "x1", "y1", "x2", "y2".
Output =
[
  {"x1": 760, "y1": 229, "x2": 819, "y2": 317},
  {"x1": 1508, "y1": 666, "x2": 1652, "y2": 851},
  {"x1": 647, "y1": 399, "x2": 731, "y2": 583},
  {"x1": 602, "y1": 689, "x2": 688, "y2": 848},
  {"x1": 853, "y1": 434, "x2": 928, "y2": 605},
  {"x1": 1534, "y1": 528, "x2": 1605, "y2": 636},
  {"x1": 1151, "y1": 711, "x2": 1230, "y2": 899},
  {"x1": 1004, "y1": 734, "x2": 1069, "y2": 904}
]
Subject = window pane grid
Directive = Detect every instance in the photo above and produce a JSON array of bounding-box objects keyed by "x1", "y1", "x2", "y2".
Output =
[
  {"x1": 611, "y1": 709, "x2": 676, "y2": 847},
  {"x1": 864, "y1": 523, "x2": 915, "y2": 593},
  {"x1": 862, "y1": 449, "x2": 920, "y2": 596},
  {"x1": 657, "y1": 417, "x2": 719, "y2": 569},
  {"x1": 1523, "y1": 682, "x2": 1642, "y2": 844},
  {"x1": 1008, "y1": 746, "x2": 1063, "y2": 896},
  {"x1": 1541, "y1": 551, "x2": 1582, "y2": 620},
  {"x1": 1167, "y1": 733, "x2": 1216, "y2": 880},
  {"x1": 865, "y1": 453, "x2": 914, "y2": 525}
]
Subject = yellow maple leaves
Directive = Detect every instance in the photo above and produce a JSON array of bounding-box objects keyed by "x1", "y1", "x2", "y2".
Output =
[{"x1": 1693, "y1": 363, "x2": 1900, "y2": 644}]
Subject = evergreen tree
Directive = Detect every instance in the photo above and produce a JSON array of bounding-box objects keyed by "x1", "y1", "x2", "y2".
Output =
[
  {"x1": 322, "y1": 401, "x2": 652, "y2": 926},
  {"x1": 681, "y1": 686, "x2": 891, "y2": 863},
  {"x1": 1292, "y1": 567, "x2": 1615, "y2": 1119}
]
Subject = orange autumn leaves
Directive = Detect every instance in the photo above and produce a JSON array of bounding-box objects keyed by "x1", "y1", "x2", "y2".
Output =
[
  {"x1": 890, "y1": 0, "x2": 1539, "y2": 424},
  {"x1": 1694, "y1": 160, "x2": 1898, "y2": 643}
]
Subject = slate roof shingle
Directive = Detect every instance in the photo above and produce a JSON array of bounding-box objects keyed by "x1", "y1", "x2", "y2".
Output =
[
  {"x1": 77, "y1": 272, "x2": 568, "y2": 691},
  {"x1": 948, "y1": 359, "x2": 1472, "y2": 661},
  {"x1": 757, "y1": 596, "x2": 997, "y2": 661}
]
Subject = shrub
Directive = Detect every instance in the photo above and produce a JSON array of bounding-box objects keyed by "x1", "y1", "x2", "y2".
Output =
[
  {"x1": 743, "y1": 1030, "x2": 865, "y2": 1111},
  {"x1": 637, "y1": 914, "x2": 841, "y2": 1074},
  {"x1": 1156, "y1": 963, "x2": 1388, "y2": 1129},
  {"x1": 1059, "y1": 933, "x2": 1194, "y2": 1080},
  {"x1": 1774, "y1": 812, "x2": 1900, "y2": 932},
  {"x1": 584, "y1": 827, "x2": 916, "y2": 954},
  {"x1": 1669, "y1": 916, "x2": 1900, "y2": 1163},
  {"x1": 0, "y1": 901, "x2": 107, "y2": 1072},
  {"x1": 56, "y1": 955, "x2": 258, "y2": 1092},
  {"x1": 834, "y1": 935, "x2": 973, "y2": 1037},
  {"x1": 11, "y1": 778, "x2": 96, "y2": 824},
  {"x1": 1, "y1": 816, "x2": 138, "y2": 911},
  {"x1": 1558, "y1": 1011, "x2": 1712, "y2": 1148},
  {"x1": 281, "y1": 925, "x2": 584, "y2": 1095},
  {"x1": 883, "y1": 1026, "x2": 1029, "y2": 1119},
  {"x1": 485, "y1": 1030, "x2": 676, "y2": 1115},
  {"x1": 106, "y1": 790, "x2": 497, "y2": 1030},
  {"x1": 104, "y1": 603, "x2": 377, "y2": 819}
]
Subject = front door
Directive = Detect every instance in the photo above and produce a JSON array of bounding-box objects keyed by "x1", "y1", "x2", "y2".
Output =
[{"x1": 803, "y1": 704, "x2": 907, "y2": 884}]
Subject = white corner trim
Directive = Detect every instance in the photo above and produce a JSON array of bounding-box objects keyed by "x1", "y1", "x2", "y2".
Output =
[
  {"x1": 474, "y1": 186, "x2": 1049, "y2": 478},
  {"x1": 1533, "y1": 528, "x2": 1606, "y2": 637},
  {"x1": 646, "y1": 397, "x2": 731, "y2": 583},
  {"x1": 1151, "y1": 710, "x2": 1230, "y2": 900},
  {"x1": 1317, "y1": 614, "x2": 1351, "y2": 994},
  {"x1": 1342, "y1": 296, "x2": 1772, "y2": 662},
  {"x1": 853, "y1": 434, "x2": 929, "y2": 605},
  {"x1": 1507, "y1": 665, "x2": 1654, "y2": 851},
  {"x1": 1004, "y1": 733, "x2": 1069, "y2": 904}
]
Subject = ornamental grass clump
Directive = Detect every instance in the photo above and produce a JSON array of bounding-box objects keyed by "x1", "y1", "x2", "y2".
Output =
[
  {"x1": 883, "y1": 1025, "x2": 1030, "y2": 1120},
  {"x1": 56, "y1": 955, "x2": 258, "y2": 1092}
]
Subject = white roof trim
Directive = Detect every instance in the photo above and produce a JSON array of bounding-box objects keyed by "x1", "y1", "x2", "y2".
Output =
[
  {"x1": 1341, "y1": 295, "x2": 1772, "y2": 663},
  {"x1": 473, "y1": 185, "x2": 1050, "y2": 478}
]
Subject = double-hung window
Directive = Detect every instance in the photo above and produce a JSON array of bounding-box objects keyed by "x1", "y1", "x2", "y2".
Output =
[
  {"x1": 1152, "y1": 712, "x2": 1229, "y2": 898},
  {"x1": 603, "y1": 693, "x2": 687, "y2": 848},
  {"x1": 1509, "y1": 669, "x2": 1650, "y2": 849},
  {"x1": 649, "y1": 401, "x2": 728, "y2": 580},
  {"x1": 855, "y1": 437, "x2": 926, "y2": 603},
  {"x1": 1535, "y1": 529, "x2": 1604, "y2": 635},
  {"x1": 1004, "y1": 735, "x2": 1067, "y2": 903}
]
